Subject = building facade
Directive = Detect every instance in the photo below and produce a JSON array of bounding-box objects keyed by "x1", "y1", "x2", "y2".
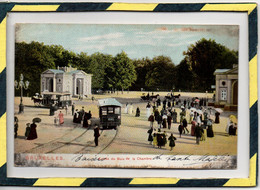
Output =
[
  {"x1": 214, "y1": 65, "x2": 238, "y2": 110},
  {"x1": 41, "y1": 66, "x2": 92, "y2": 97}
]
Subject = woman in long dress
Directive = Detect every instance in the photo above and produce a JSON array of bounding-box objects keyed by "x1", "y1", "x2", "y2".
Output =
[
  {"x1": 27, "y1": 122, "x2": 37, "y2": 140},
  {"x1": 191, "y1": 120, "x2": 196, "y2": 136},
  {"x1": 146, "y1": 103, "x2": 151, "y2": 118},
  {"x1": 58, "y1": 111, "x2": 64, "y2": 125},
  {"x1": 168, "y1": 133, "x2": 177, "y2": 150}
]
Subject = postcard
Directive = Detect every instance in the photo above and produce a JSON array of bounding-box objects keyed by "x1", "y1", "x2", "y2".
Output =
[{"x1": 13, "y1": 23, "x2": 239, "y2": 169}]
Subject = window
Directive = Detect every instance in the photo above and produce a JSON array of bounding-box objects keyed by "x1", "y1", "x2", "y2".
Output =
[
  {"x1": 115, "y1": 107, "x2": 120, "y2": 114},
  {"x1": 102, "y1": 107, "x2": 107, "y2": 115},
  {"x1": 108, "y1": 107, "x2": 114, "y2": 114},
  {"x1": 221, "y1": 89, "x2": 227, "y2": 100}
]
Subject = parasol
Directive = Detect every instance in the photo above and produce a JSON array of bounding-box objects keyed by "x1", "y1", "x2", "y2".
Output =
[
  {"x1": 190, "y1": 107, "x2": 196, "y2": 112},
  {"x1": 32, "y1": 117, "x2": 42, "y2": 123},
  {"x1": 196, "y1": 109, "x2": 203, "y2": 115},
  {"x1": 194, "y1": 99, "x2": 200, "y2": 102},
  {"x1": 229, "y1": 115, "x2": 237, "y2": 124},
  {"x1": 214, "y1": 108, "x2": 223, "y2": 113}
]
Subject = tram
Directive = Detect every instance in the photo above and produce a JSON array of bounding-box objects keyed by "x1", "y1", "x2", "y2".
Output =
[
  {"x1": 98, "y1": 98, "x2": 122, "y2": 129},
  {"x1": 41, "y1": 92, "x2": 72, "y2": 108}
]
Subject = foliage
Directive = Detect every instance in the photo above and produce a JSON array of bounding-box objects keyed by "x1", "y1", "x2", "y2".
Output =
[
  {"x1": 183, "y1": 38, "x2": 238, "y2": 91},
  {"x1": 145, "y1": 56, "x2": 176, "y2": 91},
  {"x1": 105, "y1": 51, "x2": 137, "y2": 91},
  {"x1": 15, "y1": 39, "x2": 238, "y2": 96}
]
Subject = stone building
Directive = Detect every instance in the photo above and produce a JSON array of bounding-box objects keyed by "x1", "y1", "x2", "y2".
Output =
[
  {"x1": 41, "y1": 66, "x2": 92, "y2": 97},
  {"x1": 214, "y1": 65, "x2": 238, "y2": 110}
]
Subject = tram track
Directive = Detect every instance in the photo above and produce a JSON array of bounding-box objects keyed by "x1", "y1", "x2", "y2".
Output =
[
  {"x1": 97, "y1": 128, "x2": 119, "y2": 154},
  {"x1": 24, "y1": 126, "x2": 118, "y2": 154},
  {"x1": 24, "y1": 126, "x2": 88, "y2": 154}
]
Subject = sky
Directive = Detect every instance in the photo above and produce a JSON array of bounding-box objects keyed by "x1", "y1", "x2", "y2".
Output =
[{"x1": 15, "y1": 24, "x2": 239, "y2": 65}]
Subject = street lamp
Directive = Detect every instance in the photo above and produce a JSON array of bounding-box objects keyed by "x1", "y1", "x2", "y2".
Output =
[
  {"x1": 15, "y1": 74, "x2": 29, "y2": 113},
  {"x1": 205, "y1": 90, "x2": 208, "y2": 107}
]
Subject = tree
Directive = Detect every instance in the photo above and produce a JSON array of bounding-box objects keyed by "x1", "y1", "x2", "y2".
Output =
[
  {"x1": 105, "y1": 51, "x2": 137, "y2": 92},
  {"x1": 183, "y1": 38, "x2": 238, "y2": 91},
  {"x1": 15, "y1": 41, "x2": 56, "y2": 96},
  {"x1": 175, "y1": 59, "x2": 195, "y2": 91},
  {"x1": 88, "y1": 53, "x2": 113, "y2": 89},
  {"x1": 145, "y1": 56, "x2": 175, "y2": 91},
  {"x1": 131, "y1": 57, "x2": 152, "y2": 91}
]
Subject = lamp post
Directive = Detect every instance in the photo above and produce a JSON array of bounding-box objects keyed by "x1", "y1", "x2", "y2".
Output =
[
  {"x1": 206, "y1": 90, "x2": 208, "y2": 107},
  {"x1": 15, "y1": 74, "x2": 29, "y2": 114}
]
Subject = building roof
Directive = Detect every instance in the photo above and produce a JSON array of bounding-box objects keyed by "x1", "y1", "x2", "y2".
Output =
[
  {"x1": 98, "y1": 98, "x2": 122, "y2": 107},
  {"x1": 48, "y1": 69, "x2": 64, "y2": 74},
  {"x1": 214, "y1": 69, "x2": 230, "y2": 74},
  {"x1": 214, "y1": 66, "x2": 238, "y2": 75},
  {"x1": 42, "y1": 69, "x2": 92, "y2": 76}
]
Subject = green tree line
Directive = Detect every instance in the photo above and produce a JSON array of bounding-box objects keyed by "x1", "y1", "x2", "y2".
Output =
[{"x1": 15, "y1": 38, "x2": 238, "y2": 96}]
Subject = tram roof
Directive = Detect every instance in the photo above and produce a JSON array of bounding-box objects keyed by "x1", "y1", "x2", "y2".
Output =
[{"x1": 98, "y1": 98, "x2": 122, "y2": 107}]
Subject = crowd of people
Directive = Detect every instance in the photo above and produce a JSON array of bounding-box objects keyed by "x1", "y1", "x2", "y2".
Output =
[{"x1": 133, "y1": 93, "x2": 237, "y2": 149}]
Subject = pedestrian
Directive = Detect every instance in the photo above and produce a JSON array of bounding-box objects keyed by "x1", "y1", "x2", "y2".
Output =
[
  {"x1": 206, "y1": 119, "x2": 214, "y2": 137},
  {"x1": 167, "y1": 114, "x2": 172, "y2": 129},
  {"x1": 128, "y1": 103, "x2": 133, "y2": 114},
  {"x1": 148, "y1": 113, "x2": 155, "y2": 128},
  {"x1": 162, "y1": 117, "x2": 167, "y2": 128},
  {"x1": 27, "y1": 122, "x2": 37, "y2": 140},
  {"x1": 157, "y1": 129, "x2": 164, "y2": 148},
  {"x1": 189, "y1": 110, "x2": 194, "y2": 123},
  {"x1": 156, "y1": 98, "x2": 161, "y2": 107},
  {"x1": 54, "y1": 117, "x2": 58, "y2": 126},
  {"x1": 167, "y1": 101, "x2": 171, "y2": 108},
  {"x1": 71, "y1": 103, "x2": 75, "y2": 116},
  {"x1": 168, "y1": 133, "x2": 177, "y2": 151},
  {"x1": 73, "y1": 109, "x2": 79, "y2": 123},
  {"x1": 157, "y1": 115, "x2": 162, "y2": 128},
  {"x1": 147, "y1": 127, "x2": 153, "y2": 144},
  {"x1": 152, "y1": 129, "x2": 157, "y2": 147},
  {"x1": 182, "y1": 118, "x2": 189, "y2": 134},
  {"x1": 14, "y1": 117, "x2": 18, "y2": 138},
  {"x1": 135, "y1": 107, "x2": 140, "y2": 117},
  {"x1": 163, "y1": 99, "x2": 167, "y2": 110},
  {"x1": 125, "y1": 103, "x2": 128, "y2": 114},
  {"x1": 83, "y1": 113, "x2": 88, "y2": 128},
  {"x1": 172, "y1": 109, "x2": 177, "y2": 123},
  {"x1": 191, "y1": 120, "x2": 196, "y2": 136},
  {"x1": 146, "y1": 102, "x2": 151, "y2": 118},
  {"x1": 65, "y1": 102, "x2": 68, "y2": 115},
  {"x1": 215, "y1": 111, "x2": 220, "y2": 124},
  {"x1": 228, "y1": 122, "x2": 237, "y2": 136},
  {"x1": 194, "y1": 124, "x2": 204, "y2": 144},
  {"x1": 58, "y1": 111, "x2": 64, "y2": 125},
  {"x1": 94, "y1": 125, "x2": 100, "y2": 146},
  {"x1": 178, "y1": 122, "x2": 184, "y2": 138},
  {"x1": 25, "y1": 123, "x2": 31, "y2": 139}
]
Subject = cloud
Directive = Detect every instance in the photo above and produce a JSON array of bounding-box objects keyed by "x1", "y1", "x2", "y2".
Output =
[{"x1": 79, "y1": 32, "x2": 124, "y2": 42}]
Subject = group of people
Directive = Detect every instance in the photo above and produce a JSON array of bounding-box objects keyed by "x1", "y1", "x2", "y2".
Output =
[
  {"x1": 72, "y1": 106, "x2": 92, "y2": 128},
  {"x1": 147, "y1": 127, "x2": 177, "y2": 150},
  {"x1": 14, "y1": 116, "x2": 38, "y2": 140}
]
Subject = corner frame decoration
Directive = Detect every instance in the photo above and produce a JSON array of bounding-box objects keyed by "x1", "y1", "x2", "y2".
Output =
[{"x1": 0, "y1": 2, "x2": 258, "y2": 187}]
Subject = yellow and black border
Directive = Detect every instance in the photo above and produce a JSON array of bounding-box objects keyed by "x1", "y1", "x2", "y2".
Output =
[{"x1": 0, "y1": 2, "x2": 257, "y2": 187}]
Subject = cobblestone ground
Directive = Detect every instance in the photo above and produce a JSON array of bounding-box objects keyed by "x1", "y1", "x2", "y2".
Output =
[{"x1": 14, "y1": 92, "x2": 237, "y2": 156}]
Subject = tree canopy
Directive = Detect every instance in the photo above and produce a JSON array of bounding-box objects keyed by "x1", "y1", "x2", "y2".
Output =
[
  {"x1": 15, "y1": 39, "x2": 238, "y2": 96},
  {"x1": 183, "y1": 38, "x2": 238, "y2": 91}
]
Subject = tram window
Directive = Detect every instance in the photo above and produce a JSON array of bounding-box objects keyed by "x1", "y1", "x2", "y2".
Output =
[
  {"x1": 102, "y1": 107, "x2": 107, "y2": 115},
  {"x1": 108, "y1": 107, "x2": 114, "y2": 114},
  {"x1": 115, "y1": 107, "x2": 120, "y2": 114}
]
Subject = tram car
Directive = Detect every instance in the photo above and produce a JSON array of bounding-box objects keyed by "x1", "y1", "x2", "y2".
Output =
[
  {"x1": 41, "y1": 92, "x2": 72, "y2": 108},
  {"x1": 98, "y1": 98, "x2": 122, "y2": 129}
]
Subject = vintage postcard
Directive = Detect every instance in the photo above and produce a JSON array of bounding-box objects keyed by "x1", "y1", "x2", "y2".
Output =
[{"x1": 13, "y1": 23, "x2": 239, "y2": 169}]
